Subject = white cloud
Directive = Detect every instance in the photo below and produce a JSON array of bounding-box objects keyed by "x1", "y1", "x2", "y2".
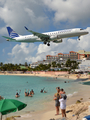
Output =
[
  {"x1": 0, "y1": 0, "x2": 50, "y2": 36},
  {"x1": 43, "y1": 0, "x2": 90, "y2": 27},
  {"x1": 8, "y1": 43, "x2": 38, "y2": 64},
  {"x1": 0, "y1": 0, "x2": 90, "y2": 37},
  {"x1": 7, "y1": 27, "x2": 90, "y2": 64},
  {"x1": 1, "y1": 0, "x2": 90, "y2": 64}
]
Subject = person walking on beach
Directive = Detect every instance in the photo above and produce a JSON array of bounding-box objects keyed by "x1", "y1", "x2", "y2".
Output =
[
  {"x1": 59, "y1": 94, "x2": 67, "y2": 118},
  {"x1": 53, "y1": 87, "x2": 60, "y2": 115}
]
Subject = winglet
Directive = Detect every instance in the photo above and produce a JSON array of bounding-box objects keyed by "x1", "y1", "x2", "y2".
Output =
[{"x1": 24, "y1": 26, "x2": 28, "y2": 30}]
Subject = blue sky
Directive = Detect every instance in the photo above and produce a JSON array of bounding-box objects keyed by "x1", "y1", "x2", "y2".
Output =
[{"x1": 0, "y1": 0, "x2": 90, "y2": 64}]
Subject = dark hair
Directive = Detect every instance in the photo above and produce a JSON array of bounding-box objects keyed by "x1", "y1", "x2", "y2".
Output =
[
  {"x1": 61, "y1": 94, "x2": 67, "y2": 100},
  {"x1": 64, "y1": 95, "x2": 67, "y2": 100},
  {"x1": 57, "y1": 87, "x2": 60, "y2": 89},
  {"x1": 61, "y1": 89, "x2": 64, "y2": 91}
]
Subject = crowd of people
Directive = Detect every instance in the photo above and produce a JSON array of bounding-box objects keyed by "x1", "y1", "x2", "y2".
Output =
[
  {"x1": 15, "y1": 88, "x2": 47, "y2": 98},
  {"x1": 24, "y1": 89, "x2": 34, "y2": 97},
  {"x1": 15, "y1": 86, "x2": 67, "y2": 119},
  {"x1": 53, "y1": 87, "x2": 67, "y2": 119}
]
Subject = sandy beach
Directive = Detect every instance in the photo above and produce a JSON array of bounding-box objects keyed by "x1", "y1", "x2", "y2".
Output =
[
  {"x1": 1, "y1": 72, "x2": 90, "y2": 120},
  {"x1": 14, "y1": 83, "x2": 90, "y2": 120}
]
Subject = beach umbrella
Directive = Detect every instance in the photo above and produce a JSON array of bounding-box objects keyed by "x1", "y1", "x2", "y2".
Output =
[{"x1": 0, "y1": 99, "x2": 27, "y2": 119}]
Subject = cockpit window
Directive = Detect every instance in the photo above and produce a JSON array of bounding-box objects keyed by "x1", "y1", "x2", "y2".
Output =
[{"x1": 80, "y1": 29, "x2": 83, "y2": 30}]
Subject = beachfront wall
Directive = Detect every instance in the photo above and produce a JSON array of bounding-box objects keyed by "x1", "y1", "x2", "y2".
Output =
[{"x1": 32, "y1": 71, "x2": 68, "y2": 75}]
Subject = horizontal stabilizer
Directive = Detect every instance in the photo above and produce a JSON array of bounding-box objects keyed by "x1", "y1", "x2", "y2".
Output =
[{"x1": 2, "y1": 36, "x2": 16, "y2": 40}]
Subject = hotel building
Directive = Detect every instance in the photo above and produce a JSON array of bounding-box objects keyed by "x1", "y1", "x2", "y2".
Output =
[
  {"x1": 30, "y1": 50, "x2": 90, "y2": 68},
  {"x1": 46, "y1": 50, "x2": 90, "y2": 61}
]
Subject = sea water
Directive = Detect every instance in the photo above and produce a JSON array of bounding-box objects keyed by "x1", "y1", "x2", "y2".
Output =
[
  {"x1": 83, "y1": 81, "x2": 90, "y2": 85},
  {"x1": 0, "y1": 75, "x2": 80, "y2": 115}
]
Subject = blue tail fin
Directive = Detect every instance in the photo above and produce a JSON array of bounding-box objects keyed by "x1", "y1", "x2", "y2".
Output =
[{"x1": 7, "y1": 27, "x2": 19, "y2": 38}]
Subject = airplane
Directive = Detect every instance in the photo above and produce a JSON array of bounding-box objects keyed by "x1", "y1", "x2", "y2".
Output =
[{"x1": 2, "y1": 26, "x2": 89, "y2": 46}]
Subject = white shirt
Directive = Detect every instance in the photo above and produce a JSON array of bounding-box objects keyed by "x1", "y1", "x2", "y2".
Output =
[{"x1": 59, "y1": 98, "x2": 66, "y2": 109}]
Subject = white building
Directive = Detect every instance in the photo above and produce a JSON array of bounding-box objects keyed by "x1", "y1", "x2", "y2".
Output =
[
  {"x1": 30, "y1": 62, "x2": 38, "y2": 68},
  {"x1": 77, "y1": 59, "x2": 90, "y2": 71},
  {"x1": 30, "y1": 60, "x2": 50, "y2": 68}
]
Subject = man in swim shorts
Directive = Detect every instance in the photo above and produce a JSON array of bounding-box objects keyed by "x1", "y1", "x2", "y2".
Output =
[{"x1": 53, "y1": 87, "x2": 60, "y2": 115}]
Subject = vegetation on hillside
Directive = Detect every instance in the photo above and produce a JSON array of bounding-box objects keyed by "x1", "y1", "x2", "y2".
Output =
[{"x1": 0, "y1": 59, "x2": 79, "y2": 72}]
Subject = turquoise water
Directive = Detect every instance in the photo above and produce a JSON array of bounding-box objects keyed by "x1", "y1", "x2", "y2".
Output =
[
  {"x1": 0, "y1": 75, "x2": 80, "y2": 114},
  {"x1": 83, "y1": 81, "x2": 90, "y2": 85}
]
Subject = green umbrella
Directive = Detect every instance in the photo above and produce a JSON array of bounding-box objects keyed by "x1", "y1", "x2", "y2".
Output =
[{"x1": 0, "y1": 99, "x2": 27, "y2": 119}]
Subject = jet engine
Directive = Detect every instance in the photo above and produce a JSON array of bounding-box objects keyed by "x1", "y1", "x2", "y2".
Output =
[
  {"x1": 50, "y1": 35, "x2": 61, "y2": 40},
  {"x1": 53, "y1": 39, "x2": 62, "y2": 43}
]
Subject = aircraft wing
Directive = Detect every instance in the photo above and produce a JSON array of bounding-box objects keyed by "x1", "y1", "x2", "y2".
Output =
[
  {"x1": 2, "y1": 36, "x2": 16, "y2": 41},
  {"x1": 25, "y1": 26, "x2": 50, "y2": 41}
]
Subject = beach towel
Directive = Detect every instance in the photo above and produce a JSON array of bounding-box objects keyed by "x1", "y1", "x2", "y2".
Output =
[{"x1": 83, "y1": 115, "x2": 90, "y2": 120}]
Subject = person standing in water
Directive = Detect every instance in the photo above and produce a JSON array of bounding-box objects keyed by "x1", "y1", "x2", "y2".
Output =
[
  {"x1": 15, "y1": 92, "x2": 20, "y2": 98},
  {"x1": 53, "y1": 87, "x2": 60, "y2": 115},
  {"x1": 31, "y1": 89, "x2": 34, "y2": 95},
  {"x1": 15, "y1": 90, "x2": 21, "y2": 98},
  {"x1": 24, "y1": 89, "x2": 29, "y2": 96}
]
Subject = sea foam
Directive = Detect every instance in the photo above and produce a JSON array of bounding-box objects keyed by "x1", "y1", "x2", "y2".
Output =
[{"x1": 67, "y1": 91, "x2": 78, "y2": 97}]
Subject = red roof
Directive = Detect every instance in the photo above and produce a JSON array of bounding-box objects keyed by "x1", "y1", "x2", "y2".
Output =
[
  {"x1": 58, "y1": 53, "x2": 63, "y2": 55},
  {"x1": 69, "y1": 51, "x2": 77, "y2": 53},
  {"x1": 46, "y1": 55, "x2": 52, "y2": 57}
]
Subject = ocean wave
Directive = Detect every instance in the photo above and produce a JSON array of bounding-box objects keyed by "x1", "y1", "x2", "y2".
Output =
[{"x1": 67, "y1": 91, "x2": 78, "y2": 97}]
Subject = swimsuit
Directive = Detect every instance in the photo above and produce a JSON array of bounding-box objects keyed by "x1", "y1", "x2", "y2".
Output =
[{"x1": 54, "y1": 93, "x2": 60, "y2": 107}]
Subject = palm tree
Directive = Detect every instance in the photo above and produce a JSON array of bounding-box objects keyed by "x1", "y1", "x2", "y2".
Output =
[
  {"x1": 0, "y1": 62, "x2": 3, "y2": 67},
  {"x1": 25, "y1": 62, "x2": 28, "y2": 67}
]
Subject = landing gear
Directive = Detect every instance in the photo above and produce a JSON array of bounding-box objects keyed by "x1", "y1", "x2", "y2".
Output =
[
  {"x1": 44, "y1": 41, "x2": 47, "y2": 44},
  {"x1": 78, "y1": 36, "x2": 80, "y2": 40},
  {"x1": 47, "y1": 42, "x2": 50, "y2": 46},
  {"x1": 43, "y1": 41, "x2": 50, "y2": 46}
]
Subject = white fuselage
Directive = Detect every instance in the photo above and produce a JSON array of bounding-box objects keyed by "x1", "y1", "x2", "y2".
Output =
[{"x1": 14, "y1": 28, "x2": 88, "y2": 43}]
